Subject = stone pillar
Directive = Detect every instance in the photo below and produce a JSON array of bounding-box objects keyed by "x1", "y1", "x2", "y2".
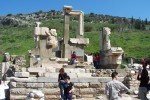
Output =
[
  {"x1": 63, "y1": 15, "x2": 70, "y2": 58},
  {"x1": 77, "y1": 11, "x2": 84, "y2": 38}
]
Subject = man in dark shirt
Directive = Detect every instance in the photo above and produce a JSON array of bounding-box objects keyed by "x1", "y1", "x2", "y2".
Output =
[
  {"x1": 137, "y1": 68, "x2": 149, "y2": 100},
  {"x1": 64, "y1": 76, "x2": 74, "y2": 100}
]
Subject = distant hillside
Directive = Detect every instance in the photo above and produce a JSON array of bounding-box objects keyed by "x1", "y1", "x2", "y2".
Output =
[{"x1": 0, "y1": 10, "x2": 150, "y2": 62}]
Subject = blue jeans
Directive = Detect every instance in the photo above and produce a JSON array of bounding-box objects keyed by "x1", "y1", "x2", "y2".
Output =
[
  {"x1": 59, "y1": 83, "x2": 65, "y2": 99},
  {"x1": 64, "y1": 93, "x2": 72, "y2": 100},
  {"x1": 71, "y1": 58, "x2": 76, "y2": 64}
]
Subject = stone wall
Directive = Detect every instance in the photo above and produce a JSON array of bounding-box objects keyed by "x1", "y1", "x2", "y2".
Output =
[{"x1": 9, "y1": 77, "x2": 124, "y2": 100}]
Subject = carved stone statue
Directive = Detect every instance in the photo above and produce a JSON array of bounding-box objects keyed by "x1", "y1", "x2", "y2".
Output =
[
  {"x1": 45, "y1": 29, "x2": 58, "y2": 48},
  {"x1": 34, "y1": 22, "x2": 58, "y2": 49},
  {"x1": 102, "y1": 27, "x2": 111, "y2": 50}
]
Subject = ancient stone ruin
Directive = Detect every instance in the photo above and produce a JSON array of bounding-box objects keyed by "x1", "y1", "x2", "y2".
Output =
[
  {"x1": 62, "y1": 6, "x2": 89, "y2": 62},
  {"x1": 0, "y1": 6, "x2": 140, "y2": 100},
  {"x1": 100, "y1": 27, "x2": 124, "y2": 69}
]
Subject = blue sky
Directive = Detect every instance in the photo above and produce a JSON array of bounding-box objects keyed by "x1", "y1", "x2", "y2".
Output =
[{"x1": 0, "y1": 0, "x2": 150, "y2": 20}]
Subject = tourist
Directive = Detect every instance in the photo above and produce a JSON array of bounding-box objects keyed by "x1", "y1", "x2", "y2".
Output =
[
  {"x1": 141, "y1": 58, "x2": 147, "y2": 69},
  {"x1": 93, "y1": 53, "x2": 97, "y2": 68},
  {"x1": 0, "y1": 79, "x2": 9, "y2": 100},
  {"x1": 64, "y1": 76, "x2": 74, "y2": 100},
  {"x1": 71, "y1": 51, "x2": 77, "y2": 65},
  {"x1": 58, "y1": 68, "x2": 68, "y2": 100},
  {"x1": 105, "y1": 71, "x2": 129, "y2": 100},
  {"x1": 96, "y1": 53, "x2": 100, "y2": 69},
  {"x1": 137, "y1": 68, "x2": 149, "y2": 100}
]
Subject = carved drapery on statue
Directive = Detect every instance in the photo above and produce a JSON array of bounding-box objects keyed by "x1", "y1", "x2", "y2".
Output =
[{"x1": 34, "y1": 22, "x2": 58, "y2": 49}]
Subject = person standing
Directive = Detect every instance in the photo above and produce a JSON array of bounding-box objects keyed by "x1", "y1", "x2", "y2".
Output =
[
  {"x1": 137, "y1": 68, "x2": 149, "y2": 100},
  {"x1": 64, "y1": 76, "x2": 74, "y2": 100},
  {"x1": 105, "y1": 72, "x2": 129, "y2": 100},
  {"x1": 93, "y1": 53, "x2": 97, "y2": 68},
  {"x1": 58, "y1": 68, "x2": 68, "y2": 100},
  {"x1": 71, "y1": 51, "x2": 77, "y2": 65},
  {"x1": 96, "y1": 53, "x2": 100, "y2": 69},
  {"x1": 0, "y1": 79, "x2": 9, "y2": 100}
]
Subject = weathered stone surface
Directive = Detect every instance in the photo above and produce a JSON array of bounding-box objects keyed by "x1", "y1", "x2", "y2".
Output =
[
  {"x1": 10, "y1": 95, "x2": 26, "y2": 100},
  {"x1": 77, "y1": 73, "x2": 92, "y2": 78},
  {"x1": 70, "y1": 78, "x2": 79, "y2": 83},
  {"x1": 45, "y1": 95, "x2": 60, "y2": 99},
  {"x1": 45, "y1": 67, "x2": 56, "y2": 73},
  {"x1": 80, "y1": 88, "x2": 96, "y2": 94},
  {"x1": 79, "y1": 78, "x2": 99, "y2": 83},
  {"x1": 64, "y1": 68, "x2": 85, "y2": 73},
  {"x1": 10, "y1": 82, "x2": 16, "y2": 88},
  {"x1": 44, "y1": 83, "x2": 58, "y2": 88},
  {"x1": 73, "y1": 88, "x2": 80, "y2": 95},
  {"x1": 46, "y1": 64, "x2": 64, "y2": 68},
  {"x1": 37, "y1": 77, "x2": 57, "y2": 82},
  {"x1": 21, "y1": 67, "x2": 27, "y2": 72},
  {"x1": 15, "y1": 72, "x2": 29, "y2": 78},
  {"x1": 81, "y1": 94, "x2": 94, "y2": 98},
  {"x1": 26, "y1": 83, "x2": 44, "y2": 88},
  {"x1": 98, "y1": 77, "x2": 112, "y2": 82},
  {"x1": 44, "y1": 73, "x2": 59, "y2": 78},
  {"x1": 38, "y1": 88, "x2": 59, "y2": 95},
  {"x1": 67, "y1": 73, "x2": 77, "y2": 78},
  {"x1": 74, "y1": 83, "x2": 89, "y2": 88},
  {"x1": 27, "y1": 67, "x2": 45, "y2": 73},
  {"x1": 10, "y1": 77, "x2": 37, "y2": 82},
  {"x1": 10, "y1": 88, "x2": 27, "y2": 95},
  {"x1": 89, "y1": 82, "x2": 101, "y2": 88},
  {"x1": 16, "y1": 82, "x2": 26, "y2": 88}
]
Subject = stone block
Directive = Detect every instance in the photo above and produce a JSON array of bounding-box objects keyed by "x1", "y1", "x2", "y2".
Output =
[
  {"x1": 89, "y1": 82, "x2": 101, "y2": 88},
  {"x1": 61, "y1": 68, "x2": 85, "y2": 73},
  {"x1": 10, "y1": 82, "x2": 16, "y2": 88},
  {"x1": 98, "y1": 77, "x2": 112, "y2": 82},
  {"x1": 10, "y1": 88, "x2": 27, "y2": 95},
  {"x1": 44, "y1": 73, "x2": 59, "y2": 78},
  {"x1": 10, "y1": 95, "x2": 26, "y2": 100},
  {"x1": 45, "y1": 67, "x2": 56, "y2": 73},
  {"x1": 38, "y1": 88, "x2": 59, "y2": 95},
  {"x1": 15, "y1": 72, "x2": 29, "y2": 78},
  {"x1": 10, "y1": 77, "x2": 37, "y2": 82},
  {"x1": 37, "y1": 77, "x2": 58, "y2": 82},
  {"x1": 26, "y1": 83, "x2": 44, "y2": 88},
  {"x1": 79, "y1": 88, "x2": 96, "y2": 94},
  {"x1": 21, "y1": 67, "x2": 27, "y2": 72},
  {"x1": 67, "y1": 73, "x2": 77, "y2": 78},
  {"x1": 81, "y1": 94, "x2": 94, "y2": 98},
  {"x1": 45, "y1": 95, "x2": 60, "y2": 99},
  {"x1": 44, "y1": 83, "x2": 58, "y2": 88},
  {"x1": 74, "y1": 83, "x2": 89, "y2": 88},
  {"x1": 73, "y1": 88, "x2": 80, "y2": 95},
  {"x1": 27, "y1": 67, "x2": 45, "y2": 73},
  {"x1": 47, "y1": 64, "x2": 63, "y2": 68},
  {"x1": 79, "y1": 78, "x2": 99, "y2": 83},
  {"x1": 16, "y1": 82, "x2": 26, "y2": 88},
  {"x1": 70, "y1": 78, "x2": 79, "y2": 83},
  {"x1": 77, "y1": 73, "x2": 92, "y2": 78}
]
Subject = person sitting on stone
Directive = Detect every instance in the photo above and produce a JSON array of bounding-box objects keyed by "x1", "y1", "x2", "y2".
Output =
[
  {"x1": 71, "y1": 51, "x2": 77, "y2": 65},
  {"x1": 64, "y1": 76, "x2": 74, "y2": 100},
  {"x1": 58, "y1": 68, "x2": 68, "y2": 100}
]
